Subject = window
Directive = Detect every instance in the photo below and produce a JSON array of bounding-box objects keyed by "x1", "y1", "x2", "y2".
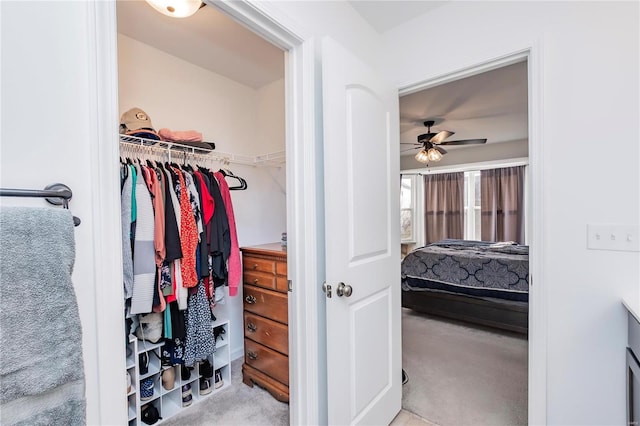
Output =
[
  {"x1": 401, "y1": 175, "x2": 416, "y2": 242},
  {"x1": 463, "y1": 171, "x2": 481, "y2": 240}
]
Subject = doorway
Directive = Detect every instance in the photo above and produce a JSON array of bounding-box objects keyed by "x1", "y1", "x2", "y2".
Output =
[
  {"x1": 398, "y1": 53, "x2": 541, "y2": 424},
  {"x1": 113, "y1": 1, "x2": 320, "y2": 424}
]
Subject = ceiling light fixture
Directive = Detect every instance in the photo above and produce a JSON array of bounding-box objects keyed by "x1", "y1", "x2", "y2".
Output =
[
  {"x1": 415, "y1": 149, "x2": 430, "y2": 164},
  {"x1": 145, "y1": 0, "x2": 203, "y2": 18},
  {"x1": 427, "y1": 148, "x2": 443, "y2": 162},
  {"x1": 415, "y1": 147, "x2": 443, "y2": 164}
]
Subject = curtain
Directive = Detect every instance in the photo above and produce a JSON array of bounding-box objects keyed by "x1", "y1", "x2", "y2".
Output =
[
  {"x1": 481, "y1": 165, "x2": 525, "y2": 243},
  {"x1": 424, "y1": 172, "x2": 464, "y2": 244}
]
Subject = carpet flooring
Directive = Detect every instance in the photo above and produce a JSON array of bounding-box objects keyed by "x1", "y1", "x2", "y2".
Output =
[
  {"x1": 402, "y1": 308, "x2": 528, "y2": 426},
  {"x1": 162, "y1": 358, "x2": 289, "y2": 425}
]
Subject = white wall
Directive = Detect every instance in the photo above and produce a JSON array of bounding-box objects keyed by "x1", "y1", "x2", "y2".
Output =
[
  {"x1": 384, "y1": 2, "x2": 639, "y2": 424},
  {"x1": 1, "y1": 2, "x2": 124, "y2": 424},
  {"x1": 118, "y1": 34, "x2": 286, "y2": 359}
]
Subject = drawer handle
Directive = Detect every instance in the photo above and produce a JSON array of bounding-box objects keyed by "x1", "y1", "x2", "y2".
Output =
[
  {"x1": 253, "y1": 278, "x2": 259, "y2": 284},
  {"x1": 247, "y1": 322, "x2": 257, "y2": 332},
  {"x1": 252, "y1": 263, "x2": 258, "y2": 269},
  {"x1": 247, "y1": 351, "x2": 258, "y2": 360},
  {"x1": 245, "y1": 295, "x2": 256, "y2": 304}
]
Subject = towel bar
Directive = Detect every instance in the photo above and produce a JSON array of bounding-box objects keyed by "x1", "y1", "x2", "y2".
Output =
[{"x1": 0, "y1": 183, "x2": 81, "y2": 226}]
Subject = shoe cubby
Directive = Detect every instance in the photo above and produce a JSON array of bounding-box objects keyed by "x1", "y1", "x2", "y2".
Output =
[
  {"x1": 127, "y1": 393, "x2": 137, "y2": 422},
  {"x1": 160, "y1": 388, "x2": 182, "y2": 419},
  {"x1": 125, "y1": 319, "x2": 231, "y2": 425},
  {"x1": 215, "y1": 364, "x2": 230, "y2": 392}
]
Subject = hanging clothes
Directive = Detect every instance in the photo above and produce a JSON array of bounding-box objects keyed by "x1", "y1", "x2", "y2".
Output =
[
  {"x1": 214, "y1": 171, "x2": 241, "y2": 297},
  {"x1": 183, "y1": 281, "x2": 215, "y2": 367},
  {"x1": 130, "y1": 164, "x2": 157, "y2": 315},
  {"x1": 121, "y1": 166, "x2": 134, "y2": 300},
  {"x1": 171, "y1": 166, "x2": 199, "y2": 288}
]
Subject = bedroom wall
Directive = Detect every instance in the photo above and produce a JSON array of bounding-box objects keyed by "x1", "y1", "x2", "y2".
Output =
[
  {"x1": 117, "y1": 34, "x2": 286, "y2": 360},
  {"x1": 383, "y1": 2, "x2": 639, "y2": 424}
]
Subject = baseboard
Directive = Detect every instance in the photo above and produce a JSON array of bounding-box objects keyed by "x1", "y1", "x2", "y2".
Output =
[{"x1": 231, "y1": 346, "x2": 244, "y2": 361}]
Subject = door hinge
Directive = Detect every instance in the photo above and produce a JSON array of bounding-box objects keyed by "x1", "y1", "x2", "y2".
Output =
[{"x1": 288, "y1": 279, "x2": 293, "y2": 292}]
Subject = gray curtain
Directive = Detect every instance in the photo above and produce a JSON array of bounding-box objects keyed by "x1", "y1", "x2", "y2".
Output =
[
  {"x1": 481, "y1": 166, "x2": 525, "y2": 243},
  {"x1": 424, "y1": 172, "x2": 464, "y2": 244}
]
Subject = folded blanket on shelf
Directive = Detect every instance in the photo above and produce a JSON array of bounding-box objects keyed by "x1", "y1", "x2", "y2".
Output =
[{"x1": 0, "y1": 207, "x2": 85, "y2": 426}]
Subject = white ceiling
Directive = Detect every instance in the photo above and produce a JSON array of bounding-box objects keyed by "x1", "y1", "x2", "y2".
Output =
[
  {"x1": 347, "y1": 1, "x2": 448, "y2": 33},
  {"x1": 400, "y1": 61, "x2": 529, "y2": 156},
  {"x1": 117, "y1": 1, "x2": 528, "y2": 156},
  {"x1": 116, "y1": 0, "x2": 284, "y2": 89}
]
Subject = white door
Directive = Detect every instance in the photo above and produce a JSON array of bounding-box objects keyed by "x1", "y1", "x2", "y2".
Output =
[{"x1": 322, "y1": 37, "x2": 402, "y2": 425}]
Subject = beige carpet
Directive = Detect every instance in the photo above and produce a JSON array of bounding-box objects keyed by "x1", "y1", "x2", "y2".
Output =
[
  {"x1": 162, "y1": 358, "x2": 289, "y2": 425},
  {"x1": 402, "y1": 308, "x2": 528, "y2": 426}
]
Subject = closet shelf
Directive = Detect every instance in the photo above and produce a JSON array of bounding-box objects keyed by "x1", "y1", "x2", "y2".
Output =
[{"x1": 120, "y1": 134, "x2": 285, "y2": 167}]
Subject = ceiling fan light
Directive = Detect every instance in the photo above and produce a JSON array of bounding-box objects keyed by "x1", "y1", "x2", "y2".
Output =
[
  {"x1": 415, "y1": 149, "x2": 430, "y2": 164},
  {"x1": 427, "y1": 148, "x2": 443, "y2": 162},
  {"x1": 145, "y1": 0, "x2": 202, "y2": 18}
]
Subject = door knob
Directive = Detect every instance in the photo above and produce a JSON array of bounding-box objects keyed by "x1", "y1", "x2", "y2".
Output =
[{"x1": 336, "y1": 282, "x2": 352, "y2": 297}]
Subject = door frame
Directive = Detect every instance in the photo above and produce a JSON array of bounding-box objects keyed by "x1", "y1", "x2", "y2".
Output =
[
  {"x1": 90, "y1": 1, "x2": 327, "y2": 424},
  {"x1": 398, "y1": 44, "x2": 547, "y2": 424}
]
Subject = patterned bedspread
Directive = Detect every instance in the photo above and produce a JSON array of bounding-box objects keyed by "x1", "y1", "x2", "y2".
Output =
[{"x1": 401, "y1": 239, "x2": 529, "y2": 302}]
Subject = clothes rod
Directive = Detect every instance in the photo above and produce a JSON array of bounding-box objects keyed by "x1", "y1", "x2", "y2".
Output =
[{"x1": 0, "y1": 183, "x2": 81, "y2": 226}]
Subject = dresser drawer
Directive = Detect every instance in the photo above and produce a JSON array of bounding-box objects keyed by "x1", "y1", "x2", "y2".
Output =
[
  {"x1": 275, "y1": 276, "x2": 288, "y2": 293},
  {"x1": 243, "y1": 256, "x2": 276, "y2": 274},
  {"x1": 244, "y1": 270, "x2": 276, "y2": 290},
  {"x1": 276, "y1": 261, "x2": 287, "y2": 276},
  {"x1": 244, "y1": 312, "x2": 288, "y2": 355},
  {"x1": 243, "y1": 285, "x2": 288, "y2": 324},
  {"x1": 244, "y1": 338, "x2": 289, "y2": 386}
]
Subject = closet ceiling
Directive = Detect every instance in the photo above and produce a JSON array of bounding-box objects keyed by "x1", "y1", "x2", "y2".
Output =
[{"x1": 116, "y1": 1, "x2": 284, "y2": 89}]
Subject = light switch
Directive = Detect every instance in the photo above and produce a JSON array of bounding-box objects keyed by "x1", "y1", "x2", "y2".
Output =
[{"x1": 587, "y1": 224, "x2": 640, "y2": 252}]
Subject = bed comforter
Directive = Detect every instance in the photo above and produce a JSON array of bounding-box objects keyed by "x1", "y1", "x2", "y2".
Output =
[{"x1": 401, "y1": 239, "x2": 529, "y2": 302}]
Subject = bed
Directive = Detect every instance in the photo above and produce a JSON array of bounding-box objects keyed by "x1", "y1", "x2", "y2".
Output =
[{"x1": 401, "y1": 239, "x2": 529, "y2": 334}]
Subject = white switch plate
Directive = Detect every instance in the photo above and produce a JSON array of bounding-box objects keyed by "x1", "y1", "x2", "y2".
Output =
[{"x1": 587, "y1": 224, "x2": 640, "y2": 252}]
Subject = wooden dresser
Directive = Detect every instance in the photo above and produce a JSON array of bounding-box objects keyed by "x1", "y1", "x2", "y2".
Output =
[{"x1": 240, "y1": 243, "x2": 289, "y2": 402}]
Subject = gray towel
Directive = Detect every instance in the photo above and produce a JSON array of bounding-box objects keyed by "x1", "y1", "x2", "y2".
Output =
[{"x1": 0, "y1": 207, "x2": 86, "y2": 426}]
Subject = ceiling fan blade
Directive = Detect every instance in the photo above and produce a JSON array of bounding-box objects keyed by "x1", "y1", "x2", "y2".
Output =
[
  {"x1": 417, "y1": 132, "x2": 437, "y2": 143},
  {"x1": 400, "y1": 142, "x2": 422, "y2": 145},
  {"x1": 401, "y1": 147, "x2": 420, "y2": 153},
  {"x1": 435, "y1": 146, "x2": 447, "y2": 154},
  {"x1": 440, "y1": 138, "x2": 487, "y2": 146},
  {"x1": 429, "y1": 130, "x2": 454, "y2": 143}
]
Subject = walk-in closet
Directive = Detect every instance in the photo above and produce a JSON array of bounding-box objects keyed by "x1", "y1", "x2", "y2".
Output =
[{"x1": 116, "y1": 1, "x2": 289, "y2": 424}]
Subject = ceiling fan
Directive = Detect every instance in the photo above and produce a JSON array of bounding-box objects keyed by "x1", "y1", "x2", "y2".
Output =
[{"x1": 401, "y1": 120, "x2": 487, "y2": 164}]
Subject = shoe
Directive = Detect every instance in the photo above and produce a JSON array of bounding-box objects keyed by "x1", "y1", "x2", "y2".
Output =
[
  {"x1": 140, "y1": 377, "x2": 154, "y2": 401},
  {"x1": 139, "y1": 352, "x2": 149, "y2": 375},
  {"x1": 182, "y1": 384, "x2": 193, "y2": 407},
  {"x1": 161, "y1": 367, "x2": 175, "y2": 390},
  {"x1": 200, "y1": 359, "x2": 213, "y2": 378},
  {"x1": 214, "y1": 369, "x2": 223, "y2": 389},
  {"x1": 199, "y1": 377, "x2": 212, "y2": 395},
  {"x1": 126, "y1": 371, "x2": 132, "y2": 393},
  {"x1": 181, "y1": 364, "x2": 191, "y2": 381}
]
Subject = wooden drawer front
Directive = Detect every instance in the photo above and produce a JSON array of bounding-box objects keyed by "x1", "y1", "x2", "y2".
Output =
[
  {"x1": 245, "y1": 338, "x2": 289, "y2": 386},
  {"x1": 276, "y1": 261, "x2": 287, "y2": 276},
  {"x1": 244, "y1": 312, "x2": 288, "y2": 355},
  {"x1": 243, "y1": 285, "x2": 288, "y2": 324},
  {"x1": 244, "y1": 270, "x2": 276, "y2": 290},
  {"x1": 243, "y1": 256, "x2": 275, "y2": 274},
  {"x1": 275, "y1": 276, "x2": 288, "y2": 293}
]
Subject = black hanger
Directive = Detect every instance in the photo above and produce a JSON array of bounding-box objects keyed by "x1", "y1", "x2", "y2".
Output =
[{"x1": 219, "y1": 168, "x2": 247, "y2": 190}]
